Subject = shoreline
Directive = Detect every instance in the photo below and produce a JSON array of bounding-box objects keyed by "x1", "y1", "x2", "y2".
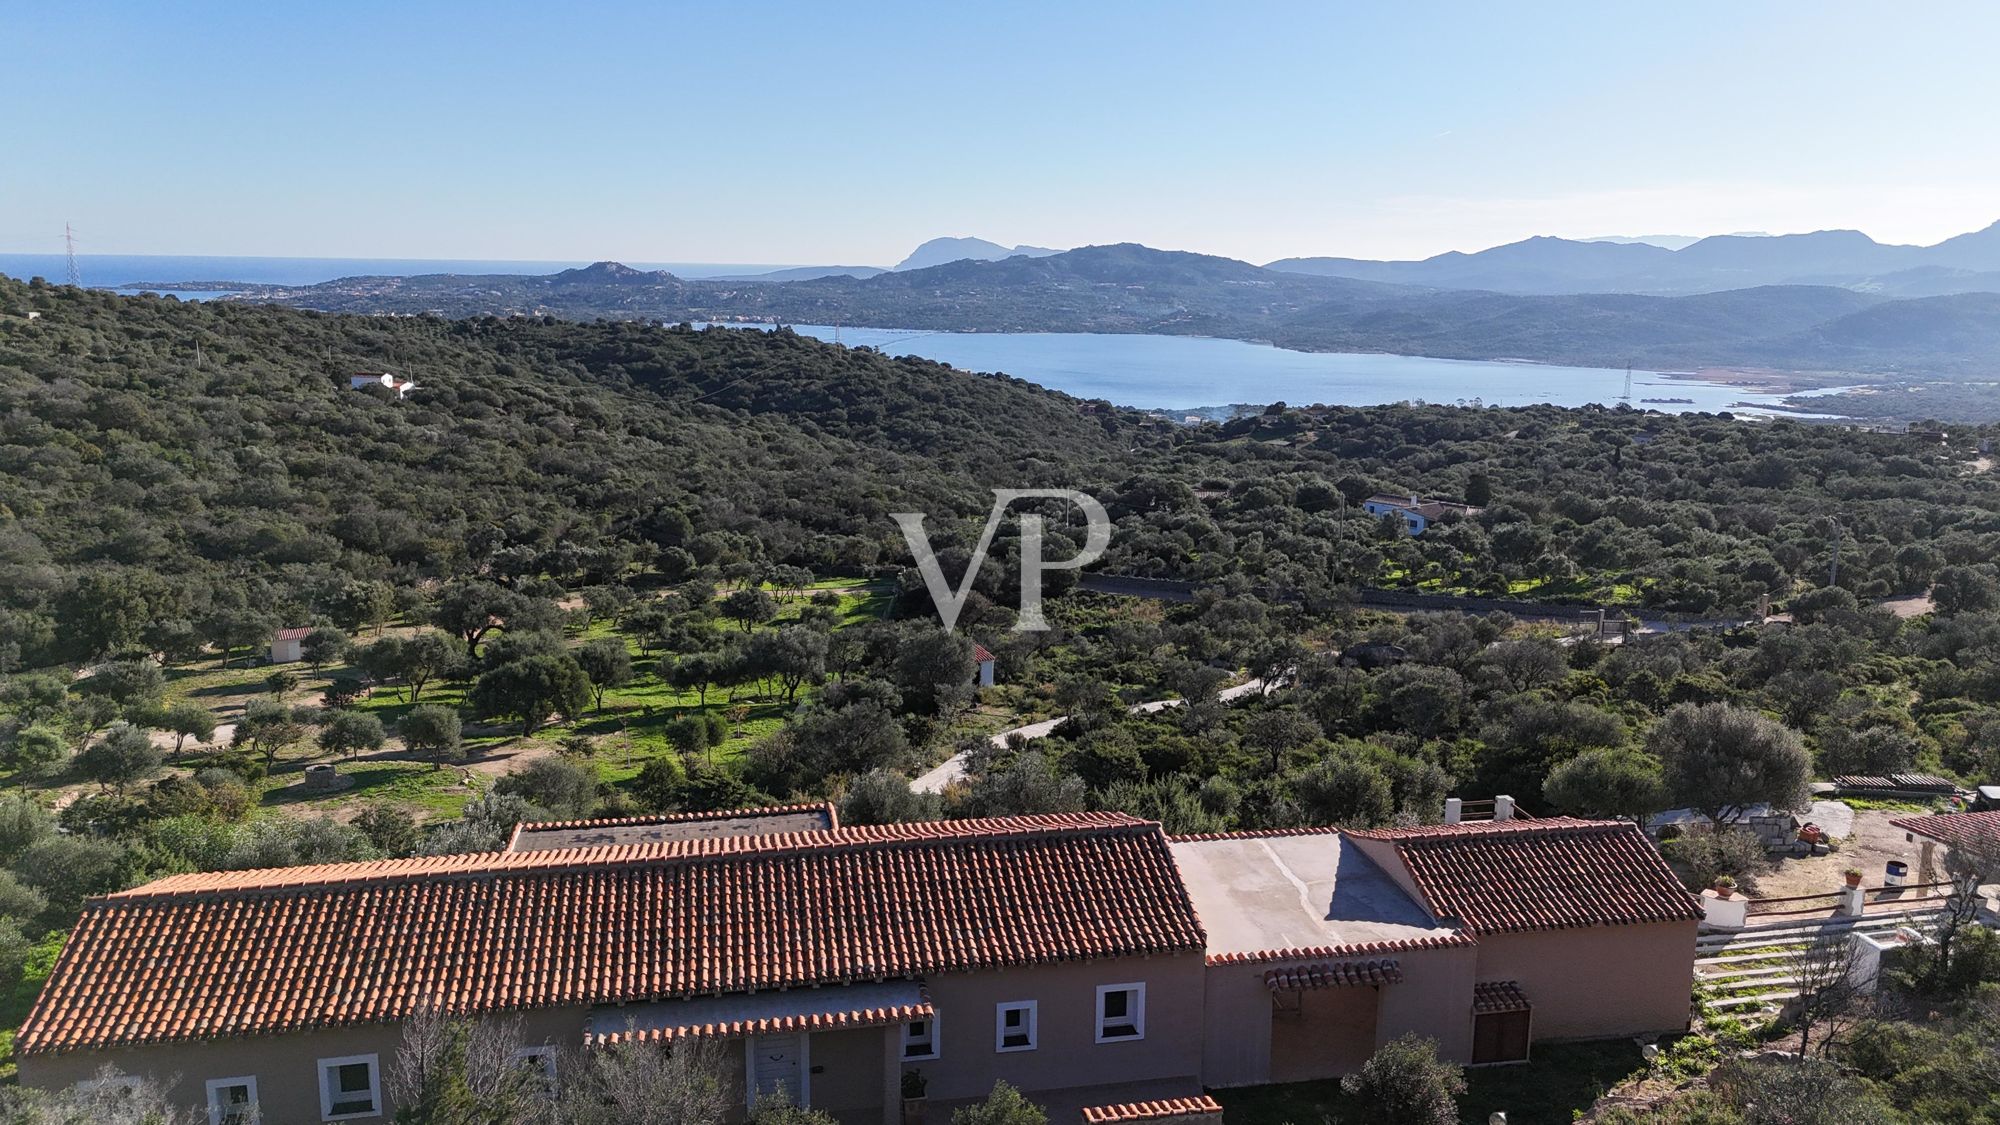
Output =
[{"x1": 1665, "y1": 366, "x2": 1862, "y2": 396}]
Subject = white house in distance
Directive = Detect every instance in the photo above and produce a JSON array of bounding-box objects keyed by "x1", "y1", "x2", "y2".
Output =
[
  {"x1": 1362, "y1": 493, "x2": 1484, "y2": 536},
  {"x1": 269, "y1": 627, "x2": 311, "y2": 665},
  {"x1": 973, "y1": 642, "x2": 996, "y2": 687},
  {"x1": 349, "y1": 371, "x2": 417, "y2": 398}
]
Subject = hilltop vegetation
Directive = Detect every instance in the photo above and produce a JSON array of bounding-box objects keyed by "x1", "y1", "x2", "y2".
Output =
[{"x1": 4, "y1": 282, "x2": 2000, "y2": 1068}]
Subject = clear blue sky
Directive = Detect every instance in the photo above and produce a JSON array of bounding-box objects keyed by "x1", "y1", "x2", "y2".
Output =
[{"x1": 6, "y1": 1, "x2": 1997, "y2": 265}]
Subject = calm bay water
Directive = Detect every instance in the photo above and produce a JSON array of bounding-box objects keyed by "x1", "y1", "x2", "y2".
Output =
[{"x1": 710, "y1": 323, "x2": 1836, "y2": 415}]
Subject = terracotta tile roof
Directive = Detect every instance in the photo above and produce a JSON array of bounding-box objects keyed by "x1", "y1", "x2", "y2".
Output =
[
  {"x1": 972, "y1": 642, "x2": 995, "y2": 663},
  {"x1": 505, "y1": 802, "x2": 837, "y2": 851},
  {"x1": 1892, "y1": 808, "x2": 2000, "y2": 850},
  {"x1": 1263, "y1": 958, "x2": 1403, "y2": 990},
  {"x1": 19, "y1": 812, "x2": 1203, "y2": 1055},
  {"x1": 1473, "y1": 980, "x2": 1532, "y2": 1014},
  {"x1": 1349, "y1": 818, "x2": 1700, "y2": 934},
  {"x1": 1205, "y1": 933, "x2": 1474, "y2": 967},
  {"x1": 586, "y1": 981, "x2": 931, "y2": 1045},
  {"x1": 271, "y1": 627, "x2": 312, "y2": 641},
  {"x1": 1082, "y1": 1096, "x2": 1224, "y2": 1123}
]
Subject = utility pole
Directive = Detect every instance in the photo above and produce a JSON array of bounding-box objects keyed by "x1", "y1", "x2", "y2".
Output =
[
  {"x1": 63, "y1": 223, "x2": 81, "y2": 288},
  {"x1": 1621, "y1": 361, "x2": 1632, "y2": 402}
]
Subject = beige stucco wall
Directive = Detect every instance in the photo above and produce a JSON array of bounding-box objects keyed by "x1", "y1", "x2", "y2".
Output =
[
  {"x1": 19, "y1": 953, "x2": 1205, "y2": 1123},
  {"x1": 17, "y1": 1006, "x2": 587, "y2": 1124},
  {"x1": 1472, "y1": 921, "x2": 1697, "y2": 1041},
  {"x1": 910, "y1": 953, "x2": 1207, "y2": 1106},
  {"x1": 1198, "y1": 942, "x2": 1478, "y2": 1088}
]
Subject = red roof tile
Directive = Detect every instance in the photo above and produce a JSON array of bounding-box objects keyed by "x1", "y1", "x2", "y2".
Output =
[
  {"x1": 972, "y1": 643, "x2": 995, "y2": 663},
  {"x1": 1204, "y1": 933, "x2": 1474, "y2": 967},
  {"x1": 588, "y1": 982, "x2": 932, "y2": 1045},
  {"x1": 1350, "y1": 818, "x2": 1700, "y2": 934},
  {"x1": 19, "y1": 813, "x2": 1203, "y2": 1055},
  {"x1": 1082, "y1": 1096, "x2": 1223, "y2": 1123},
  {"x1": 271, "y1": 627, "x2": 312, "y2": 641},
  {"x1": 1263, "y1": 958, "x2": 1402, "y2": 990},
  {"x1": 1892, "y1": 808, "x2": 2000, "y2": 850},
  {"x1": 1473, "y1": 980, "x2": 1531, "y2": 1014},
  {"x1": 505, "y1": 802, "x2": 837, "y2": 850}
]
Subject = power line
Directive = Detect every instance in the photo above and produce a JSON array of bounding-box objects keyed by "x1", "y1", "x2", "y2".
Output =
[{"x1": 64, "y1": 224, "x2": 81, "y2": 288}]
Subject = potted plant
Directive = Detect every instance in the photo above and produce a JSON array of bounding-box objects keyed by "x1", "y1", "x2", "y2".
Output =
[
  {"x1": 1843, "y1": 867, "x2": 1864, "y2": 888},
  {"x1": 901, "y1": 1068, "x2": 927, "y2": 1125},
  {"x1": 1711, "y1": 875, "x2": 1737, "y2": 898}
]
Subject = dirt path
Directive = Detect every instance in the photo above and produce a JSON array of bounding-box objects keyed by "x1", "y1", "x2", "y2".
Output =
[
  {"x1": 1751, "y1": 806, "x2": 1931, "y2": 899},
  {"x1": 911, "y1": 678, "x2": 1269, "y2": 793}
]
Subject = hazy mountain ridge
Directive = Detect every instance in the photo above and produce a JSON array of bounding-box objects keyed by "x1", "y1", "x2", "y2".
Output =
[
  {"x1": 209, "y1": 242, "x2": 2000, "y2": 376},
  {"x1": 892, "y1": 236, "x2": 1063, "y2": 271},
  {"x1": 1269, "y1": 221, "x2": 2000, "y2": 297}
]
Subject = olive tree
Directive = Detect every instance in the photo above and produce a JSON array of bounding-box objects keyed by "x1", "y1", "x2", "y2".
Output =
[{"x1": 1648, "y1": 702, "x2": 1810, "y2": 825}]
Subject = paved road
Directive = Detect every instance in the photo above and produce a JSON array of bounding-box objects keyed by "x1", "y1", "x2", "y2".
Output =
[{"x1": 910, "y1": 677, "x2": 1268, "y2": 793}]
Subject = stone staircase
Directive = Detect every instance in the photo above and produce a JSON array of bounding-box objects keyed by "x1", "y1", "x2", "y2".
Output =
[{"x1": 1693, "y1": 908, "x2": 1944, "y2": 1016}]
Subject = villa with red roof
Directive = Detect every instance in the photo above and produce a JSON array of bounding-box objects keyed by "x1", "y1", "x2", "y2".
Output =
[{"x1": 16, "y1": 804, "x2": 1698, "y2": 1123}]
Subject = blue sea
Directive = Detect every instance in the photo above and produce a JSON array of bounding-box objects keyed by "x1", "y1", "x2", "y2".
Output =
[{"x1": 0, "y1": 253, "x2": 1846, "y2": 415}]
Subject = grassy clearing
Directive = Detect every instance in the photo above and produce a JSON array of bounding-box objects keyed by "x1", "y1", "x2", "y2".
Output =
[{"x1": 260, "y1": 757, "x2": 481, "y2": 818}]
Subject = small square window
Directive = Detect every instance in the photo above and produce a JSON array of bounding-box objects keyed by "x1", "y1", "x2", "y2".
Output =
[
  {"x1": 1096, "y1": 983, "x2": 1146, "y2": 1042},
  {"x1": 903, "y1": 1016, "x2": 940, "y2": 1060},
  {"x1": 995, "y1": 1001, "x2": 1037, "y2": 1052},
  {"x1": 318, "y1": 1053, "x2": 381, "y2": 1120},
  {"x1": 513, "y1": 1046, "x2": 558, "y2": 1096},
  {"x1": 206, "y1": 1076, "x2": 259, "y2": 1125}
]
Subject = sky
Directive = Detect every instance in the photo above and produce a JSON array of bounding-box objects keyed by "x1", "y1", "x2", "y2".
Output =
[{"x1": 5, "y1": 1, "x2": 1999, "y2": 266}]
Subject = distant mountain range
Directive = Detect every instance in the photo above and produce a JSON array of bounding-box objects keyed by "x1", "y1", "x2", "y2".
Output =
[
  {"x1": 1269, "y1": 222, "x2": 2000, "y2": 297},
  {"x1": 892, "y1": 236, "x2": 1062, "y2": 271},
  {"x1": 218, "y1": 241, "x2": 2000, "y2": 376}
]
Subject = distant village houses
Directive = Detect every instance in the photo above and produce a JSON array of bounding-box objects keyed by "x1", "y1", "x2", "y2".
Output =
[
  {"x1": 267, "y1": 627, "x2": 311, "y2": 665},
  {"x1": 349, "y1": 370, "x2": 417, "y2": 398},
  {"x1": 1361, "y1": 492, "x2": 1484, "y2": 535}
]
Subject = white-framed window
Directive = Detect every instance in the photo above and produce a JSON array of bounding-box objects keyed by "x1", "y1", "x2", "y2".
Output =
[
  {"x1": 206, "y1": 1076, "x2": 260, "y2": 1125},
  {"x1": 317, "y1": 1053, "x2": 381, "y2": 1120},
  {"x1": 902, "y1": 1014, "x2": 940, "y2": 1060},
  {"x1": 1096, "y1": 983, "x2": 1146, "y2": 1042},
  {"x1": 512, "y1": 1046, "x2": 558, "y2": 1096},
  {"x1": 994, "y1": 1000, "x2": 1037, "y2": 1052}
]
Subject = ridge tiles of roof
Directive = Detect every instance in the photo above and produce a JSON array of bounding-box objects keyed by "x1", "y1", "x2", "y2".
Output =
[{"x1": 112, "y1": 810, "x2": 1156, "y2": 901}]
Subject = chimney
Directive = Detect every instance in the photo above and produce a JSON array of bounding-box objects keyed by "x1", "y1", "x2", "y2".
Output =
[
  {"x1": 1493, "y1": 795, "x2": 1516, "y2": 822},
  {"x1": 1443, "y1": 797, "x2": 1463, "y2": 825},
  {"x1": 1409, "y1": 492, "x2": 1421, "y2": 507}
]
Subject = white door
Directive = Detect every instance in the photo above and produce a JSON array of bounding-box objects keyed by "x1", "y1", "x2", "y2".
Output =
[{"x1": 748, "y1": 1033, "x2": 809, "y2": 1108}]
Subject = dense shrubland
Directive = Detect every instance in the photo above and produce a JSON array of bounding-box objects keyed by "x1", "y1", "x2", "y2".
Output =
[{"x1": 5, "y1": 280, "x2": 2000, "y2": 1082}]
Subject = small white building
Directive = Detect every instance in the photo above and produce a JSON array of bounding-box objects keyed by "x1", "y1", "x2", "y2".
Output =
[
  {"x1": 1361, "y1": 492, "x2": 1483, "y2": 536},
  {"x1": 269, "y1": 627, "x2": 311, "y2": 664},
  {"x1": 973, "y1": 642, "x2": 996, "y2": 688},
  {"x1": 350, "y1": 371, "x2": 417, "y2": 399}
]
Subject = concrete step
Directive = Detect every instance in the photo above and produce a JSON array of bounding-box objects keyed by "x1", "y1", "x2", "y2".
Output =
[
  {"x1": 1709, "y1": 990, "x2": 1802, "y2": 1011},
  {"x1": 1696, "y1": 912, "x2": 1936, "y2": 950},
  {"x1": 1702, "y1": 970, "x2": 1798, "y2": 991}
]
